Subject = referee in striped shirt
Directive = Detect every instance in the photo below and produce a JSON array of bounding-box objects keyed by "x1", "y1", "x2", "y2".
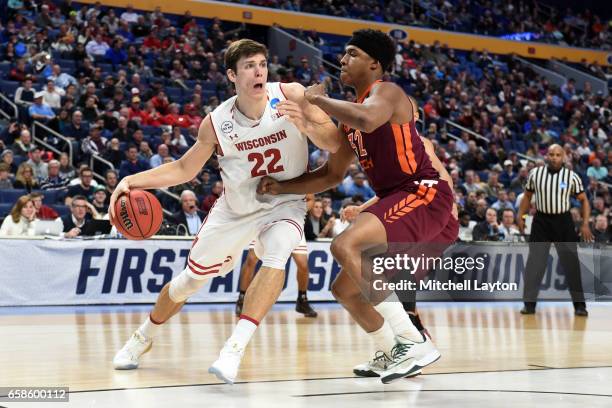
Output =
[{"x1": 517, "y1": 144, "x2": 593, "y2": 316}]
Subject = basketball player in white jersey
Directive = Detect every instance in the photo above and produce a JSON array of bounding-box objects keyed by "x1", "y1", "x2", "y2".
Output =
[{"x1": 109, "y1": 39, "x2": 341, "y2": 384}]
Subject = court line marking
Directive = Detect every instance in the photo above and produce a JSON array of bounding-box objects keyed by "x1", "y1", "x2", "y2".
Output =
[
  {"x1": 292, "y1": 389, "x2": 612, "y2": 398},
  {"x1": 1, "y1": 365, "x2": 610, "y2": 398}
]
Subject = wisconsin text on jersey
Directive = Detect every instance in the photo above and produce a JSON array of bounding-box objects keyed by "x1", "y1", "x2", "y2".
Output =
[{"x1": 234, "y1": 130, "x2": 288, "y2": 151}]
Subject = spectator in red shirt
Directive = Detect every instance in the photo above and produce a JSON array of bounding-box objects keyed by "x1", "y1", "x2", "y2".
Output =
[
  {"x1": 9, "y1": 59, "x2": 32, "y2": 82},
  {"x1": 162, "y1": 103, "x2": 191, "y2": 128},
  {"x1": 151, "y1": 91, "x2": 169, "y2": 115},
  {"x1": 30, "y1": 192, "x2": 59, "y2": 220},
  {"x1": 141, "y1": 101, "x2": 163, "y2": 127},
  {"x1": 142, "y1": 26, "x2": 162, "y2": 51},
  {"x1": 128, "y1": 96, "x2": 147, "y2": 123},
  {"x1": 201, "y1": 181, "x2": 222, "y2": 213}
]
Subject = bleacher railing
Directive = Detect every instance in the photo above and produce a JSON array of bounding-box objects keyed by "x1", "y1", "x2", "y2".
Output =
[
  {"x1": 0, "y1": 92, "x2": 18, "y2": 120},
  {"x1": 445, "y1": 119, "x2": 490, "y2": 143},
  {"x1": 31, "y1": 121, "x2": 72, "y2": 163}
]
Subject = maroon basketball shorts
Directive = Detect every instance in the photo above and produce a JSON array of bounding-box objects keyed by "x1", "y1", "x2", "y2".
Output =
[{"x1": 365, "y1": 179, "x2": 457, "y2": 243}]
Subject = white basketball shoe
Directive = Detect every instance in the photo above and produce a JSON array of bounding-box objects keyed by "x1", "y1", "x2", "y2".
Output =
[
  {"x1": 113, "y1": 331, "x2": 153, "y2": 370},
  {"x1": 380, "y1": 334, "x2": 440, "y2": 384},
  {"x1": 208, "y1": 340, "x2": 245, "y2": 385},
  {"x1": 354, "y1": 350, "x2": 421, "y2": 378}
]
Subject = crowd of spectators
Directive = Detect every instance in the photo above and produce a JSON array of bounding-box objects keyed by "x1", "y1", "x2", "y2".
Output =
[
  {"x1": 0, "y1": 1, "x2": 610, "y2": 242},
  {"x1": 229, "y1": 0, "x2": 611, "y2": 50}
]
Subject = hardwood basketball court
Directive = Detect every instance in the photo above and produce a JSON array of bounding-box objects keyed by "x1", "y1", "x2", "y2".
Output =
[{"x1": 1, "y1": 301, "x2": 611, "y2": 407}]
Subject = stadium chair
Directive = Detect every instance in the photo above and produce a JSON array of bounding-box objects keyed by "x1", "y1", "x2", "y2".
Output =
[
  {"x1": 51, "y1": 204, "x2": 70, "y2": 217},
  {"x1": 13, "y1": 155, "x2": 28, "y2": 167},
  {"x1": 478, "y1": 171, "x2": 489, "y2": 182},
  {"x1": 0, "y1": 62, "x2": 11, "y2": 77},
  {"x1": 97, "y1": 63, "x2": 113, "y2": 74},
  {"x1": 165, "y1": 87, "x2": 183, "y2": 101},
  {"x1": 0, "y1": 189, "x2": 28, "y2": 204},
  {"x1": 0, "y1": 80, "x2": 20, "y2": 98},
  {"x1": 515, "y1": 141, "x2": 527, "y2": 153},
  {"x1": 0, "y1": 203, "x2": 12, "y2": 217},
  {"x1": 502, "y1": 139, "x2": 512, "y2": 152},
  {"x1": 57, "y1": 59, "x2": 76, "y2": 72}
]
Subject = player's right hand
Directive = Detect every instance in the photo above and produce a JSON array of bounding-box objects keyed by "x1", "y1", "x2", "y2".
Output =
[
  {"x1": 109, "y1": 178, "x2": 131, "y2": 225},
  {"x1": 257, "y1": 176, "x2": 281, "y2": 195},
  {"x1": 341, "y1": 205, "x2": 362, "y2": 222}
]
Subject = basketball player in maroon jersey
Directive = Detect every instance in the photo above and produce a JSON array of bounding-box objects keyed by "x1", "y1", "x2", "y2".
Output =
[{"x1": 258, "y1": 29, "x2": 458, "y2": 383}]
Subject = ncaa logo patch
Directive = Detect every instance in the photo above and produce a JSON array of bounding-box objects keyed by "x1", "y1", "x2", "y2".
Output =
[
  {"x1": 221, "y1": 121, "x2": 233, "y2": 134},
  {"x1": 270, "y1": 97, "x2": 280, "y2": 109},
  {"x1": 559, "y1": 181, "x2": 567, "y2": 189}
]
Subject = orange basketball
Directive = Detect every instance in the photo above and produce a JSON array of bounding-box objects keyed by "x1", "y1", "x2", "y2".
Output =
[{"x1": 113, "y1": 190, "x2": 163, "y2": 240}]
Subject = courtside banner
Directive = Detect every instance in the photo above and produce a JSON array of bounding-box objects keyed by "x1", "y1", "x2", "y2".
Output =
[{"x1": 0, "y1": 239, "x2": 610, "y2": 306}]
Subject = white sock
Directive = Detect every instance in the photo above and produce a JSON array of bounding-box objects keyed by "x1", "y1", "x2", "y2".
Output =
[
  {"x1": 373, "y1": 294, "x2": 421, "y2": 342},
  {"x1": 367, "y1": 321, "x2": 396, "y2": 355},
  {"x1": 137, "y1": 315, "x2": 162, "y2": 339},
  {"x1": 227, "y1": 318, "x2": 258, "y2": 350}
]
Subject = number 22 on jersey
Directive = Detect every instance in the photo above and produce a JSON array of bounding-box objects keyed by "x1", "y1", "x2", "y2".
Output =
[{"x1": 248, "y1": 148, "x2": 284, "y2": 177}]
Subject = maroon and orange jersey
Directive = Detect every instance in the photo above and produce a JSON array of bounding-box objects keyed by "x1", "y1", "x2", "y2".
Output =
[{"x1": 343, "y1": 81, "x2": 439, "y2": 198}]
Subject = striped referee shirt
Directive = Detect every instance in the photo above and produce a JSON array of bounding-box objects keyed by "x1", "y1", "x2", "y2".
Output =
[{"x1": 525, "y1": 166, "x2": 584, "y2": 214}]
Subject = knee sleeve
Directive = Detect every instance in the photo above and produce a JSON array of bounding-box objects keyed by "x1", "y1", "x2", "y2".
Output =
[
  {"x1": 168, "y1": 269, "x2": 209, "y2": 302},
  {"x1": 257, "y1": 221, "x2": 302, "y2": 270}
]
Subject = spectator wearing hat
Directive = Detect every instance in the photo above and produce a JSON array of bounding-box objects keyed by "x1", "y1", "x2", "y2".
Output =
[
  {"x1": 28, "y1": 92, "x2": 56, "y2": 123},
  {"x1": 26, "y1": 146, "x2": 48, "y2": 181},
  {"x1": 81, "y1": 126, "x2": 108, "y2": 157},
  {"x1": 128, "y1": 96, "x2": 146, "y2": 122},
  {"x1": 91, "y1": 184, "x2": 108, "y2": 216},
  {"x1": 499, "y1": 159, "x2": 517, "y2": 188}
]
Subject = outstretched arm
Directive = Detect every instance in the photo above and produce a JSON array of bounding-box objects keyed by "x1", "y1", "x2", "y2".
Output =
[
  {"x1": 279, "y1": 82, "x2": 343, "y2": 153},
  {"x1": 109, "y1": 115, "x2": 217, "y2": 220},
  {"x1": 258, "y1": 135, "x2": 354, "y2": 195},
  {"x1": 305, "y1": 82, "x2": 401, "y2": 133}
]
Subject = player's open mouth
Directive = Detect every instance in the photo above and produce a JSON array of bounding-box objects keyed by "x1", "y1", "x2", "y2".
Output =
[{"x1": 254, "y1": 83, "x2": 264, "y2": 89}]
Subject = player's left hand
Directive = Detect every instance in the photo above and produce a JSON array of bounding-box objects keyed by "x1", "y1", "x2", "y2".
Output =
[
  {"x1": 257, "y1": 176, "x2": 281, "y2": 195},
  {"x1": 580, "y1": 224, "x2": 594, "y2": 243},
  {"x1": 304, "y1": 83, "x2": 326, "y2": 104}
]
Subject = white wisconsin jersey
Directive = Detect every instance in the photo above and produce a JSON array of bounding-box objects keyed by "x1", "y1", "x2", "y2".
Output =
[{"x1": 210, "y1": 82, "x2": 308, "y2": 215}]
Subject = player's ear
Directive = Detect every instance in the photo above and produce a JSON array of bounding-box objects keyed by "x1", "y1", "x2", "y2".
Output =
[{"x1": 227, "y1": 68, "x2": 236, "y2": 83}]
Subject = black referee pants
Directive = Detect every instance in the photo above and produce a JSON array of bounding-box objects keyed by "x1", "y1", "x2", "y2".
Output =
[{"x1": 523, "y1": 212, "x2": 585, "y2": 304}]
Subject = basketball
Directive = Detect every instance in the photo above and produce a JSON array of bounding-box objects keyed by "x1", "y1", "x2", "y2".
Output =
[{"x1": 113, "y1": 190, "x2": 163, "y2": 240}]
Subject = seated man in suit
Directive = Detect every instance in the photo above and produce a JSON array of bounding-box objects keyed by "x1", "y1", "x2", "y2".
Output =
[
  {"x1": 171, "y1": 189, "x2": 205, "y2": 235},
  {"x1": 55, "y1": 195, "x2": 94, "y2": 238}
]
